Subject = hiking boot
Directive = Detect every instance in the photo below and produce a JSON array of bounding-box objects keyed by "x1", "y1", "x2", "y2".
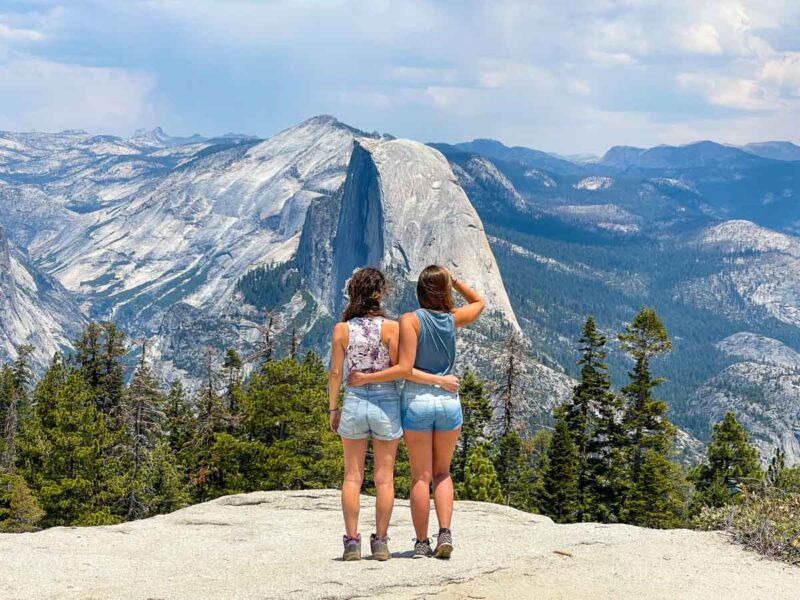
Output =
[
  {"x1": 342, "y1": 534, "x2": 361, "y2": 561},
  {"x1": 413, "y1": 538, "x2": 434, "y2": 558},
  {"x1": 370, "y1": 533, "x2": 391, "y2": 561},
  {"x1": 434, "y1": 528, "x2": 453, "y2": 559}
]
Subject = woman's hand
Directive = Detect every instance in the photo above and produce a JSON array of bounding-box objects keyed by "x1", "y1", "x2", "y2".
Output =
[
  {"x1": 329, "y1": 409, "x2": 341, "y2": 433},
  {"x1": 348, "y1": 371, "x2": 369, "y2": 387},
  {"x1": 439, "y1": 374, "x2": 460, "y2": 393}
]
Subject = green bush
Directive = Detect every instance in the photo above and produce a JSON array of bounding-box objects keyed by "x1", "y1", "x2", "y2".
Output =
[{"x1": 694, "y1": 491, "x2": 800, "y2": 565}]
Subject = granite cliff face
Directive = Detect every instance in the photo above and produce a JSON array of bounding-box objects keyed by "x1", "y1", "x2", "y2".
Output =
[
  {"x1": 0, "y1": 226, "x2": 84, "y2": 365},
  {"x1": 687, "y1": 332, "x2": 800, "y2": 465},
  {"x1": 293, "y1": 137, "x2": 573, "y2": 416},
  {"x1": 315, "y1": 138, "x2": 518, "y2": 327}
]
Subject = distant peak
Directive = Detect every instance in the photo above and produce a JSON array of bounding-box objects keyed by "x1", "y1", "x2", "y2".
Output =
[
  {"x1": 303, "y1": 114, "x2": 340, "y2": 126},
  {"x1": 290, "y1": 115, "x2": 381, "y2": 140}
]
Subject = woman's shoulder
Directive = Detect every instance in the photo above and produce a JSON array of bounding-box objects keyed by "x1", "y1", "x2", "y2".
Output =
[
  {"x1": 399, "y1": 311, "x2": 421, "y2": 326},
  {"x1": 333, "y1": 321, "x2": 349, "y2": 338}
]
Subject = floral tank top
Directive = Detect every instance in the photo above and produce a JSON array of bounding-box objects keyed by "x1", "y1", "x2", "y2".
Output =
[{"x1": 346, "y1": 317, "x2": 392, "y2": 374}]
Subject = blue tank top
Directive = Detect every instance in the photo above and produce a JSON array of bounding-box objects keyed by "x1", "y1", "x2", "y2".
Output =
[{"x1": 414, "y1": 309, "x2": 456, "y2": 375}]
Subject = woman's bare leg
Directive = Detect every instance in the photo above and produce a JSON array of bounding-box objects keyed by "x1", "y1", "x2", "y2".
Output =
[
  {"x1": 432, "y1": 428, "x2": 461, "y2": 530},
  {"x1": 341, "y1": 437, "x2": 368, "y2": 538},
  {"x1": 404, "y1": 430, "x2": 434, "y2": 541},
  {"x1": 372, "y1": 438, "x2": 400, "y2": 538}
]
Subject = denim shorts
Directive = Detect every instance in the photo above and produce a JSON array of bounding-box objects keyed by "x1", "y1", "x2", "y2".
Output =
[
  {"x1": 401, "y1": 381, "x2": 463, "y2": 433},
  {"x1": 338, "y1": 383, "x2": 403, "y2": 441}
]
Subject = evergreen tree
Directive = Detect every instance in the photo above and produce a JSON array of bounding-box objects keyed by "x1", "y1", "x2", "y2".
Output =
[
  {"x1": 2, "y1": 345, "x2": 33, "y2": 470},
  {"x1": 494, "y1": 330, "x2": 525, "y2": 436},
  {"x1": 568, "y1": 317, "x2": 628, "y2": 522},
  {"x1": 163, "y1": 380, "x2": 196, "y2": 460},
  {"x1": 620, "y1": 449, "x2": 686, "y2": 528},
  {"x1": 122, "y1": 345, "x2": 166, "y2": 520},
  {"x1": 618, "y1": 308, "x2": 674, "y2": 485},
  {"x1": 0, "y1": 472, "x2": 44, "y2": 532},
  {"x1": 74, "y1": 322, "x2": 127, "y2": 422},
  {"x1": 562, "y1": 317, "x2": 623, "y2": 521},
  {"x1": 459, "y1": 444, "x2": 503, "y2": 503},
  {"x1": 690, "y1": 412, "x2": 762, "y2": 512},
  {"x1": 187, "y1": 350, "x2": 229, "y2": 500},
  {"x1": 766, "y1": 447, "x2": 786, "y2": 489},
  {"x1": 221, "y1": 348, "x2": 243, "y2": 414},
  {"x1": 138, "y1": 441, "x2": 191, "y2": 517},
  {"x1": 453, "y1": 370, "x2": 491, "y2": 485},
  {"x1": 237, "y1": 355, "x2": 341, "y2": 491},
  {"x1": 541, "y1": 409, "x2": 580, "y2": 523},
  {"x1": 0, "y1": 366, "x2": 12, "y2": 462},
  {"x1": 493, "y1": 431, "x2": 530, "y2": 510},
  {"x1": 525, "y1": 428, "x2": 552, "y2": 513},
  {"x1": 17, "y1": 358, "x2": 125, "y2": 526}
]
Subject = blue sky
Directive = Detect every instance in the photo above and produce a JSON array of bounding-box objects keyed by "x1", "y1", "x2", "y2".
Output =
[{"x1": 1, "y1": 0, "x2": 799, "y2": 154}]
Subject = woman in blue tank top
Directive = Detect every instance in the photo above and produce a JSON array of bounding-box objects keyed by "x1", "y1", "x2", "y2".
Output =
[{"x1": 349, "y1": 265, "x2": 485, "y2": 559}]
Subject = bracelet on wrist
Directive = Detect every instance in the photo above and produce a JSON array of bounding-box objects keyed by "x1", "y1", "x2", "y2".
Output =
[{"x1": 328, "y1": 408, "x2": 341, "y2": 413}]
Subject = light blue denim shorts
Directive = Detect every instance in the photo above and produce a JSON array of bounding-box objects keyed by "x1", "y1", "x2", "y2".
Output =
[
  {"x1": 338, "y1": 383, "x2": 402, "y2": 441},
  {"x1": 401, "y1": 381, "x2": 463, "y2": 433}
]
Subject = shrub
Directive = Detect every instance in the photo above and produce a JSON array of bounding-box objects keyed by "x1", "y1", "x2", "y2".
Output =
[{"x1": 694, "y1": 491, "x2": 800, "y2": 565}]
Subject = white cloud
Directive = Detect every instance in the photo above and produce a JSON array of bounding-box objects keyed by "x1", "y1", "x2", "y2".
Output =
[
  {"x1": 0, "y1": 22, "x2": 45, "y2": 43},
  {"x1": 677, "y1": 72, "x2": 779, "y2": 111},
  {"x1": 677, "y1": 23, "x2": 723, "y2": 55},
  {"x1": 586, "y1": 50, "x2": 637, "y2": 66},
  {"x1": 760, "y1": 52, "x2": 800, "y2": 97},
  {"x1": 0, "y1": 57, "x2": 161, "y2": 134},
  {"x1": 567, "y1": 79, "x2": 591, "y2": 96}
]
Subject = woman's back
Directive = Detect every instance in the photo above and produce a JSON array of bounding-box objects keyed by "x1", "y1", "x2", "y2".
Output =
[
  {"x1": 345, "y1": 317, "x2": 392, "y2": 374},
  {"x1": 413, "y1": 309, "x2": 456, "y2": 376}
]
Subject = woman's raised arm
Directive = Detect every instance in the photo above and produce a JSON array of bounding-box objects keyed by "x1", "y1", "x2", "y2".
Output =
[{"x1": 452, "y1": 278, "x2": 485, "y2": 328}]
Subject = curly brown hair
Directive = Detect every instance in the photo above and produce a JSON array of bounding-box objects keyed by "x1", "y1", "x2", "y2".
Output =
[
  {"x1": 341, "y1": 267, "x2": 389, "y2": 322},
  {"x1": 416, "y1": 265, "x2": 455, "y2": 312}
]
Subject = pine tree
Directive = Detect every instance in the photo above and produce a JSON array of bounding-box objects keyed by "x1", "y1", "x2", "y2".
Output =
[
  {"x1": 2, "y1": 345, "x2": 33, "y2": 470},
  {"x1": 0, "y1": 472, "x2": 44, "y2": 532},
  {"x1": 122, "y1": 344, "x2": 166, "y2": 520},
  {"x1": 525, "y1": 428, "x2": 552, "y2": 513},
  {"x1": 562, "y1": 317, "x2": 623, "y2": 521},
  {"x1": 541, "y1": 409, "x2": 580, "y2": 523},
  {"x1": 493, "y1": 431, "x2": 530, "y2": 510},
  {"x1": 74, "y1": 322, "x2": 127, "y2": 422},
  {"x1": 164, "y1": 380, "x2": 196, "y2": 460},
  {"x1": 494, "y1": 330, "x2": 525, "y2": 436},
  {"x1": 453, "y1": 369, "x2": 492, "y2": 485},
  {"x1": 567, "y1": 317, "x2": 628, "y2": 522},
  {"x1": 138, "y1": 441, "x2": 191, "y2": 517},
  {"x1": 187, "y1": 349, "x2": 229, "y2": 500},
  {"x1": 766, "y1": 447, "x2": 787, "y2": 489},
  {"x1": 618, "y1": 308, "x2": 674, "y2": 485},
  {"x1": 621, "y1": 449, "x2": 686, "y2": 528},
  {"x1": 690, "y1": 412, "x2": 762, "y2": 512},
  {"x1": 237, "y1": 355, "x2": 342, "y2": 491},
  {"x1": 459, "y1": 444, "x2": 503, "y2": 503},
  {"x1": 0, "y1": 366, "x2": 12, "y2": 463},
  {"x1": 222, "y1": 348, "x2": 243, "y2": 414},
  {"x1": 17, "y1": 358, "x2": 125, "y2": 526}
]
